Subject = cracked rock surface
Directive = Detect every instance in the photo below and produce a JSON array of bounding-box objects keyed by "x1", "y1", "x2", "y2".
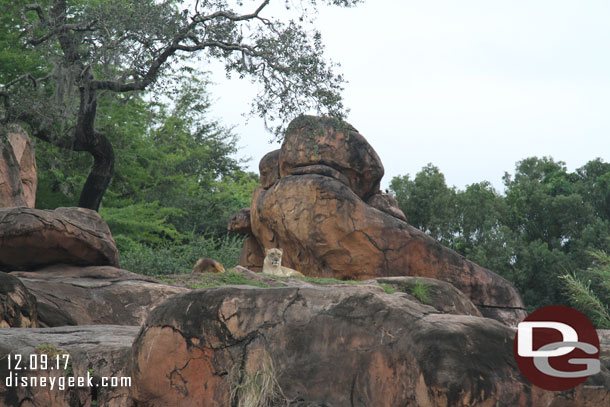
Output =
[
  {"x1": 239, "y1": 116, "x2": 526, "y2": 326},
  {"x1": 0, "y1": 325, "x2": 138, "y2": 407},
  {"x1": 11, "y1": 265, "x2": 188, "y2": 326},
  {"x1": 0, "y1": 272, "x2": 37, "y2": 328},
  {"x1": 0, "y1": 207, "x2": 120, "y2": 270},
  {"x1": 251, "y1": 174, "x2": 526, "y2": 325},
  {"x1": 130, "y1": 286, "x2": 610, "y2": 407},
  {"x1": 0, "y1": 125, "x2": 37, "y2": 209}
]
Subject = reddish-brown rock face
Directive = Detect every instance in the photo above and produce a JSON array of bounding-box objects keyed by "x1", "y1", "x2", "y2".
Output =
[
  {"x1": 0, "y1": 137, "x2": 28, "y2": 208},
  {"x1": 11, "y1": 265, "x2": 188, "y2": 326},
  {"x1": 238, "y1": 235, "x2": 265, "y2": 272},
  {"x1": 259, "y1": 149, "x2": 280, "y2": 189},
  {"x1": 372, "y1": 276, "x2": 483, "y2": 317},
  {"x1": 227, "y1": 207, "x2": 252, "y2": 235},
  {"x1": 251, "y1": 173, "x2": 526, "y2": 324},
  {"x1": 129, "y1": 286, "x2": 609, "y2": 407},
  {"x1": 278, "y1": 115, "x2": 384, "y2": 200},
  {"x1": 7, "y1": 127, "x2": 37, "y2": 208},
  {"x1": 366, "y1": 191, "x2": 407, "y2": 221},
  {"x1": 0, "y1": 126, "x2": 37, "y2": 209},
  {"x1": 242, "y1": 116, "x2": 526, "y2": 325},
  {"x1": 0, "y1": 207, "x2": 120, "y2": 270},
  {"x1": 0, "y1": 272, "x2": 38, "y2": 328}
]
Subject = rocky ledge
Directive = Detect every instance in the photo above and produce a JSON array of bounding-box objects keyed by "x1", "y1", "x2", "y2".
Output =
[
  {"x1": 1, "y1": 272, "x2": 609, "y2": 407},
  {"x1": 130, "y1": 284, "x2": 610, "y2": 407},
  {"x1": 0, "y1": 326, "x2": 138, "y2": 407}
]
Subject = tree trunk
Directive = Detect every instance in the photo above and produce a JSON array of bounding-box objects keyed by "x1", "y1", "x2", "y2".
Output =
[
  {"x1": 74, "y1": 85, "x2": 114, "y2": 212},
  {"x1": 77, "y1": 131, "x2": 114, "y2": 211}
]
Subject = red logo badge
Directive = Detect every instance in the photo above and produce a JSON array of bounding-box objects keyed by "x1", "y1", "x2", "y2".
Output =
[{"x1": 513, "y1": 305, "x2": 600, "y2": 391}]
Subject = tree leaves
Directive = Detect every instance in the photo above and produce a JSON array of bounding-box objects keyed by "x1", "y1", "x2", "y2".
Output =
[{"x1": 390, "y1": 157, "x2": 610, "y2": 317}]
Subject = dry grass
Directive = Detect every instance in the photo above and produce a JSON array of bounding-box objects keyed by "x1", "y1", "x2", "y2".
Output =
[{"x1": 228, "y1": 351, "x2": 287, "y2": 407}]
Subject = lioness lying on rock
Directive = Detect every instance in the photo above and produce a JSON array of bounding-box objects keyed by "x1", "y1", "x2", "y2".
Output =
[{"x1": 262, "y1": 248, "x2": 304, "y2": 277}]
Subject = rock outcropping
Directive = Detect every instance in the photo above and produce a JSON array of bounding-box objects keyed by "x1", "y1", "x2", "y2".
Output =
[
  {"x1": 0, "y1": 326, "x2": 138, "y2": 407},
  {"x1": 234, "y1": 116, "x2": 526, "y2": 325},
  {"x1": 0, "y1": 126, "x2": 37, "y2": 208},
  {"x1": 0, "y1": 272, "x2": 37, "y2": 328},
  {"x1": 0, "y1": 207, "x2": 120, "y2": 270},
  {"x1": 2, "y1": 116, "x2": 607, "y2": 407},
  {"x1": 11, "y1": 265, "x2": 188, "y2": 327},
  {"x1": 130, "y1": 286, "x2": 610, "y2": 407}
]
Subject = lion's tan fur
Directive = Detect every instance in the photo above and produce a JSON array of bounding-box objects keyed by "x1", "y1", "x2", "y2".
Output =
[
  {"x1": 192, "y1": 258, "x2": 226, "y2": 274},
  {"x1": 262, "y1": 248, "x2": 304, "y2": 277}
]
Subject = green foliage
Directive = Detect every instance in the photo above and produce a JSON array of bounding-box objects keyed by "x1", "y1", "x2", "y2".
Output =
[
  {"x1": 391, "y1": 157, "x2": 610, "y2": 316},
  {"x1": 35, "y1": 143, "x2": 90, "y2": 209},
  {"x1": 120, "y1": 234, "x2": 244, "y2": 276},
  {"x1": 560, "y1": 250, "x2": 610, "y2": 328},
  {"x1": 410, "y1": 280, "x2": 432, "y2": 304},
  {"x1": 0, "y1": 0, "x2": 50, "y2": 85},
  {"x1": 390, "y1": 164, "x2": 456, "y2": 245},
  {"x1": 379, "y1": 283, "x2": 396, "y2": 295},
  {"x1": 34, "y1": 73, "x2": 255, "y2": 244},
  {"x1": 185, "y1": 272, "x2": 269, "y2": 290},
  {"x1": 99, "y1": 202, "x2": 185, "y2": 251}
]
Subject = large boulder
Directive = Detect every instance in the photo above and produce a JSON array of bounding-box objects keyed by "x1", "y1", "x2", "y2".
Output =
[
  {"x1": 227, "y1": 207, "x2": 252, "y2": 235},
  {"x1": 366, "y1": 190, "x2": 407, "y2": 221},
  {"x1": 237, "y1": 235, "x2": 265, "y2": 272},
  {"x1": 11, "y1": 265, "x2": 188, "y2": 326},
  {"x1": 7, "y1": 126, "x2": 37, "y2": 208},
  {"x1": 259, "y1": 149, "x2": 281, "y2": 189},
  {"x1": 129, "y1": 286, "x2": 609, "y2": 407},
  {"x1": 250, "y1": 173, "x2": 526, "y2": 325},
  {"x1": 0, "y1": 132, "x2": 28, "y2": 208},
  {"x1": 243, "y1": 116, "x2": 526, "y2": 325},
  {"x1": 278, "y1": 116, "x2": 384, "y2": 200},
  {"x1": 0, "y1": 325, "x2": 138, "y2": 407},
  {"x1": 0, "y1": 272, "x2": 37, "y2": 328},
  {"x1": 0, "y1": 207, "x2": 119, "y2": 270},
  {"x1": 372, "y1": 276, "x2": 482, "y2": 317}
]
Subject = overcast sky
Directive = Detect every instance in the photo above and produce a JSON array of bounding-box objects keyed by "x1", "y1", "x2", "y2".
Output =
[{"x1": 205, "y1": 0, "x2": 610, "y2": 192}]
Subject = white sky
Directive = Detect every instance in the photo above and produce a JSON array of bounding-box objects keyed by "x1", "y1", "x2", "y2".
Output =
[{"x1": 205, "y1": 0, "x2": 610, "y2": 192}]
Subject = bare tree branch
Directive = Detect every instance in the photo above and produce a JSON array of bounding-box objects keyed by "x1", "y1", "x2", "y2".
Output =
[
  {"x1": 24, "y1": 4, "x2": 47, "y2": 22},
  {"x1": 192, "y1": 0, "x2": 270, "y2": 23},
  {"x1": 2, "y1": 73, "x2": 40, "y2": 89}
]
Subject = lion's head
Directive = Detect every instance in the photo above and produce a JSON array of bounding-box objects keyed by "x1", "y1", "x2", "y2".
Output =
[{"x1": 265, "y1": 248, "x2": 283, "y2": 266}]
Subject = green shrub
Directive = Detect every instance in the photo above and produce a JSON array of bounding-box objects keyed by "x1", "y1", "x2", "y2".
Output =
[
  {"x1": 410, "y1": 280, "x2": 432, "y2": 304},
  {"x1": 100, "y1": 202, "x2": 186, "y2": 252},
  {"x1": 378, "y1": 283, "x2": 396, "y2": 294},
  {"x1": 560, "y1": 250, "x2": 610, "y2": 328},
  {"x1": 119, "y1": 234, "x2": 244, "y2": 275}
]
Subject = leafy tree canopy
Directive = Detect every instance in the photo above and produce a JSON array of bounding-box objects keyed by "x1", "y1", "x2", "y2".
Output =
[
  {"x1": 36, "y1": 71, "x2": 257, "y2": 249},
  {"x1": 391, "y1": 157, "x2": 610, "y2": 317},
  {"x1": 1, "y1": 0, "x2": 362, "y2": 210}
]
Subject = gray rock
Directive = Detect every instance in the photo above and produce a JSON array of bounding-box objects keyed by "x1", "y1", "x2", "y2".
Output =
[
  {"x1": 130, "y1": 285, "x2": 608, "y2": 407},
  {"x1": 0, "y1": 272, "x2": 37, "y2": 328},
  {"x1": 12, "y1": 264, "x2": 188, "y2": 326},
  {"x1": 0, "y1": 325, "x2": 139, "y2": 407},
  {"x1": 0, "y1": 207, "x2": 119, "y2": 270}
]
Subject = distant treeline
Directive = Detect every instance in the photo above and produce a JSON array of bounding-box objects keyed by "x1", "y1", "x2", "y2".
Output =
[{"x1": 390, "y1": 159, "x2": 610, "y2": 326}]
